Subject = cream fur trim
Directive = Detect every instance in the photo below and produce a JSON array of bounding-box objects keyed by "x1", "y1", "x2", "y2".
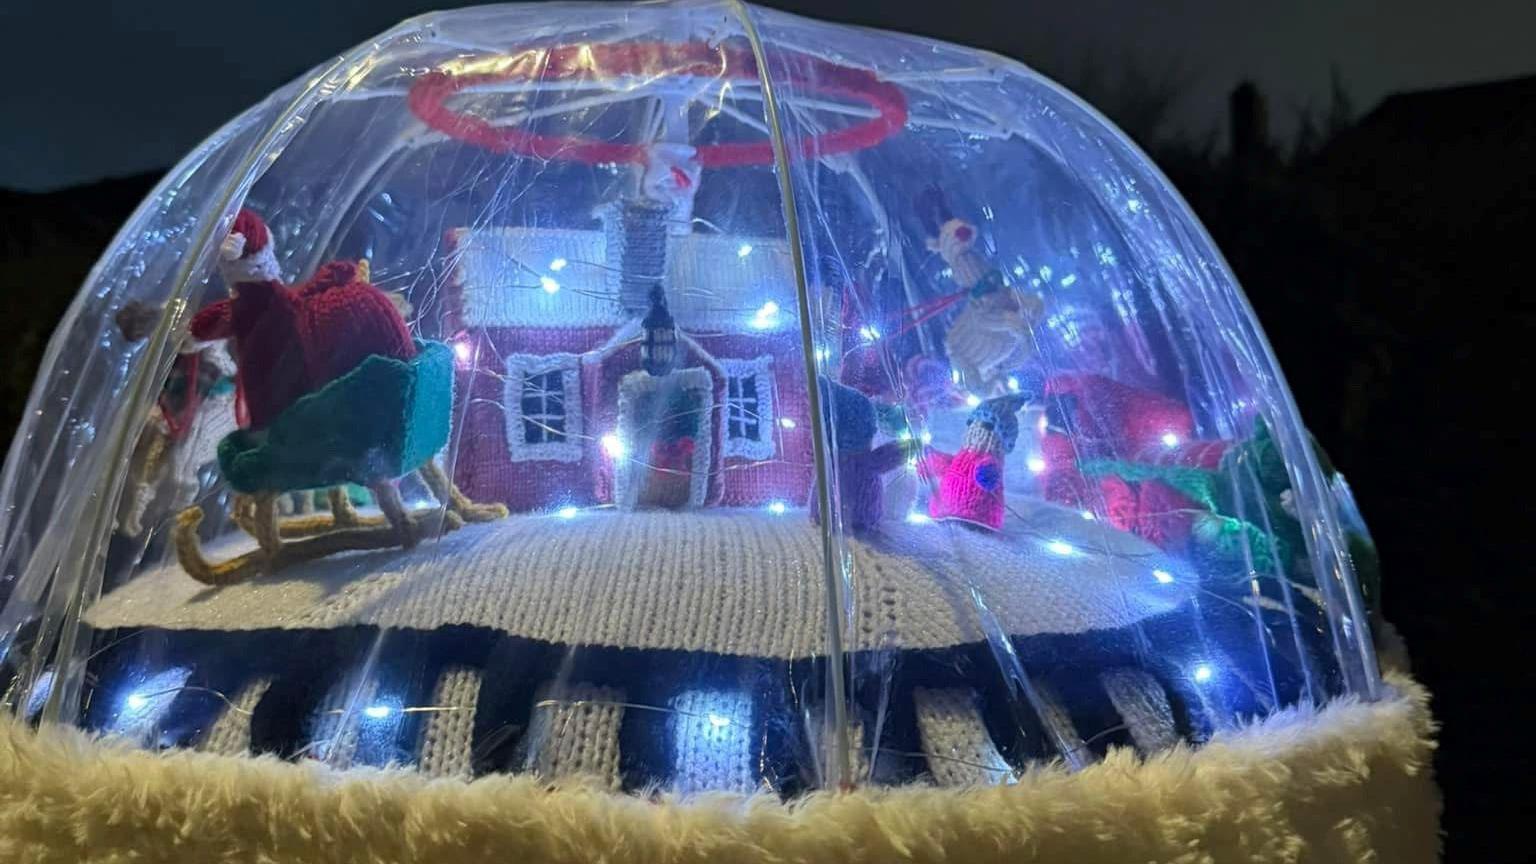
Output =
[
  {"x1": 218, "y1": 232, "x2": 281, "y2": 285},
  {"x1": 0, "y1": 673, "x2": 1439, "y2": 864}
]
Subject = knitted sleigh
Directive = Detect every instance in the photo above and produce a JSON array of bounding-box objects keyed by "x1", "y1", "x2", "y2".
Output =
[{"x1": 173, "y1": 340, "x2": 506, "y2": 585}]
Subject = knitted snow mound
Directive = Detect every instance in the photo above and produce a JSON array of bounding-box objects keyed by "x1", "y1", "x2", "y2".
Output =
[{"x1": 88, "y1": 502, "x2": 1191, "y2": 655}]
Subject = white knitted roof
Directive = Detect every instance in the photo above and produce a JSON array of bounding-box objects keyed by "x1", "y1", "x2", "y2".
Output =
[
  {"x1": 450, "y1": 227, "x2": 796, "y2": 331},
  {"x1": 87, "y1": 504, "x2": 1192, "y2": 657}
]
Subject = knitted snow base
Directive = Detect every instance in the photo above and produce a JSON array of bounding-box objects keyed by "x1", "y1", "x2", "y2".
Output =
[
  {"x1": 88, "y1": 504, "x2": 1191, "y2": 652},
  {"x1": 0, "y1": 672, "x2": 1438, "y2": 864}
]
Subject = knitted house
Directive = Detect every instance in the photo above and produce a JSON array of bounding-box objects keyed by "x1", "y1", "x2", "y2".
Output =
[
  {"x1": 446, "y1": 227, "x2": 813, "y2": 511},
  {"x1": 0, "y1": 3, "x2": 1436, "y2": 863}
]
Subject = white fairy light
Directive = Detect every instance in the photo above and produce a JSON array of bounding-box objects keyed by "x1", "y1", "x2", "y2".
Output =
[
  {"x1": 540, "y1": 276, "x2": 561, "y2": 294},
  {"x1": 767, "y1": 501, "x2": 787, "y2": 515},
  {"x1": 1026, "y1": 456, "x2": 1047, "y2": 473},
  {"x1": 601, "y1": 433, "x2": 626, "y2": 458},
  {"x1": 549, "y1": 257, "x2": 568, "y2": 271},
  {"x1": 737, "y1": 243, "x2": 754, "y2": 258},
  {"x1": 557, "y1": 506, "x2": 579, "y2": 519},
  {"x1": 779, "y1": 417, "x2": 797, "y2": 429},
  {"x1": 1152, "y1": 569, "x2": 1175, "y2": 584}
]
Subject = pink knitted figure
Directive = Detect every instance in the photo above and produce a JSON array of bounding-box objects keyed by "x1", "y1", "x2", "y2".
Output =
[{"x1": 924, "y1": 397, "x2": 1023, "y2": 531}]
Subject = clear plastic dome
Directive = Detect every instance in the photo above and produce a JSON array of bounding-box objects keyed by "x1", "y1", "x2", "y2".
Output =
[{"x1": 0, "y1": 0, "x2": 1379, "y2": 793}]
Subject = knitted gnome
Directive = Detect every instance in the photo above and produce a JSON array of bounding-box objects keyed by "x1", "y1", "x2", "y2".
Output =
[
  {"x1": 923, "y1": 395, "x2": 1025, "y2": 531},
  {"x1": 812, "y1": 378, "x2": 910, "y2": 532}
]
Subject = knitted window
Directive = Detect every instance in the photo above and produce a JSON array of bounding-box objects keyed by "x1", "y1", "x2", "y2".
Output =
[
  {"x1": 720, "y1": 356, "x2": 775, "y2": 461},
  {"x1": 503, "y1": 354, "x2": 583, "y2": 463}
]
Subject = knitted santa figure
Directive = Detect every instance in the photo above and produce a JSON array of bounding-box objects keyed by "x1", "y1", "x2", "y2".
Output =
[
  {"x1": 923, "y1": 396, "x2": 1025, "y2": 531},
  {"x1": 190, "y1": 209, "x2": 414, "y2": 430}
]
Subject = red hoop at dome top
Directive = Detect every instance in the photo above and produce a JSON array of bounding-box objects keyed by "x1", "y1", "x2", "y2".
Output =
[{"x1": 407, "y1": 41, "x2": 908, "y2": 167}]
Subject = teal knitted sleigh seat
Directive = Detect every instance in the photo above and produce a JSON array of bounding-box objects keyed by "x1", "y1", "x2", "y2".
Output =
[{"x1": 218, "y1": 340, "x2": 454, "y2": 494}]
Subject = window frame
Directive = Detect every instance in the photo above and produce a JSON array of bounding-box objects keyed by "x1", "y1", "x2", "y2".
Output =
[
  {"x1": 504, "y1": 353, "x2": 584, "y2": 463},
  {"x1": 719, "y1": 356, "x2": 776, "y2": 461}
]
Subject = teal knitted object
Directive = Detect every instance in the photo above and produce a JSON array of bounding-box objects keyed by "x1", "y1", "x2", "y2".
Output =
[{"x1": 217, "y1": 340, "x2": 453, "y2": 494}]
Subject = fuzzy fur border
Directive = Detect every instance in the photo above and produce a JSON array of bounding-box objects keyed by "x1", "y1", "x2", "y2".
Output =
[{"x1": 0, "y1": 673, "x2": 1439, "y2": 864}]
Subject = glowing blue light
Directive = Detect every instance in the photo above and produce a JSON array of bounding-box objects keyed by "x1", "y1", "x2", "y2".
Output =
[
  {"x1": 24, "y1": 670, "x2": 53, "y2": 718},
  {"x1": 1152, "y1": 569, "x2": 1175, "y2": 584},
  {"x1": 1193, "y1": 664, "x2": 1214, "y2": 683},
  {"x1": 919, "y1": 430, "x2": 933, "y2": 445},
  {"x1": 1045, "y1": 539, "x2": 1076, "y2": 556},
  {"x1": 363, "y1": 704, "x2": 393, "y2": 720},
  {"x1": 737, "y1": 243, "x2": 753, "y2": 258},
  {"x1": 1161, "y1": 432, "x2": 1180, "y2": 447},
  {"x1": 1080, "y1": 510, "x2": 1096, "y2": 521},
  {"x1": 1127, "y1": 199, "x2": 1144, "y2": 213},
  {"x1": 859, "y1": 325, "x2": 881, "y2": 342},
  {"x1": 1026, "y1": 456, "x2": 1047, "y2": 474},
  {"x1": 1060, "y1": 274, "x2": 1078, "y2": 287},
  {"x1": 1038, "y1": 265, "x2": 1053, "y2": 280},
  {"x1": 1013, "y1": 264, "x2": 1026, "y2": 276},
  {"x1": 767, "y1": 501, "x2": 787, "y2": 515},
  {"x1": 1006, "y1": 376, "x2": 1020, "y2": 393},
  {"x1": 779, "y1": 417, "x2": 797, "y2": 429},
  {"x1": 557, "y1": 506, "x2": 579, "y2": 519},
  {"x1": 815, "y1": 347, "x2": 831, "y2": 363},
  {"x1": 707, "y1": 712, "x2": 732, "y2": 728},
  {"x1": 950, "y1": 368, "x2": 962, "y2": 384},
  {"x1": 906, "y1": 511, "x2": 932, "y2": 525},
  {"x1": 965, "y1": 394, "x2": 982, "y2": 408},
  {"x1": 113, "y1": 667, "x2": 191, "y2": 734},
  {"x1": 751, "y1": 302, "x2": 780, "y2": 330},
  {"x1": 601, "y1": 433, "x2": 626, "y2": 458},
  {"x1": 540, "y1": 276, "x2": 561, "y2": 294},
  {"x1": 549, "y1": 257, "x2": 568, "y2": 271}
]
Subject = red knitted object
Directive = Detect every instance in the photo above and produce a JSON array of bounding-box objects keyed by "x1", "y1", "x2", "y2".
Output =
[
  {"x1": 190, "y1": 281, "x2": 308, "y2": 431},
  {"x1": 192, "y1": 253, "x2": 415, "y2": 429},
  {"x1": 231, "y1": 208, "x2": 270, "y2": 255},
  {"x1": 924, "y1": 448, "x2": 1005, "y2": 530},
  {"x1": 296, "y1": 264, "x2": 416, "y2": 388},
  {"x1": 1044, "y1": 374, "x2": 1194, "y2": 459}
]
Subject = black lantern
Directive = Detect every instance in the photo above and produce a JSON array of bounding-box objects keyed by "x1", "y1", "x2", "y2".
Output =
[{"x1": 641, "y1": 284, "x2": 677, "y2": 376}]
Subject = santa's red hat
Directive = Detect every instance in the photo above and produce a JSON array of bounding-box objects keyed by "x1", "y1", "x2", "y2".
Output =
[{"x1": 218, "y1": 207, "x2": 281, "y2": 286}]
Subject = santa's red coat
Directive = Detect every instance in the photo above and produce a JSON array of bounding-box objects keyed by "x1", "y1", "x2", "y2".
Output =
[{"x1": 191, "y1": 262, "x2": 414, "y2": 430}]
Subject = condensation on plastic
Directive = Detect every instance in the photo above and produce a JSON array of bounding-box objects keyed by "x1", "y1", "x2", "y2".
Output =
[{"x1": 0, "y1": 0, "x2": 1377, "y2": 795}]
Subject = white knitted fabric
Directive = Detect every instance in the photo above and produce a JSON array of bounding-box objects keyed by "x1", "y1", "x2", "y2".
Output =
[
  {"x1": 451, "y1": 227, "x2": 796, "y2": 332},
  {"x1": 196, "y1": 677, "x2": 272, "y2": 757},
  {"x1": 615, "y1": 368, "x2": 715, "y2": 509},
  {"x1": 1101, "y1": 668, "x2": 1182, "y2": 754},
  {"x1": 308, "y1": 678, "x2": 379, "y2": 770},
  {"x1": 912, "y1": 688, "x2": 1014, "y2": 786},
  {"x1": 416, "y1": 667, "x2": 481, "y2": 779},
  {"x1": 524, "y1": 683, "x2": 624, "y2": 789},
  {"x1": 87, "y1": 503, "x2": 1191, "y2": 656},
  {"x1": 670, "y1": 689, "x2": 756, "y2": 794}
]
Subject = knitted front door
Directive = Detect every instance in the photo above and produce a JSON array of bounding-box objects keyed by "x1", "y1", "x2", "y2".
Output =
[{"x1": 618, "y1": 368, "x2": 713, "y2": 510}]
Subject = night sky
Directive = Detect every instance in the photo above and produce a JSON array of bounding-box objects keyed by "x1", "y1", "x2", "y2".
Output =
[{"x1": 3, "y1": 0, "x2": 1533, "y2": 191}]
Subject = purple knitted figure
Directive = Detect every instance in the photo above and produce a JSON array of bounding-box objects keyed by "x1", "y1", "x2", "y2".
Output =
[{"x1": 811, "y1": 379, "x2": 909, "y2": 532}]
